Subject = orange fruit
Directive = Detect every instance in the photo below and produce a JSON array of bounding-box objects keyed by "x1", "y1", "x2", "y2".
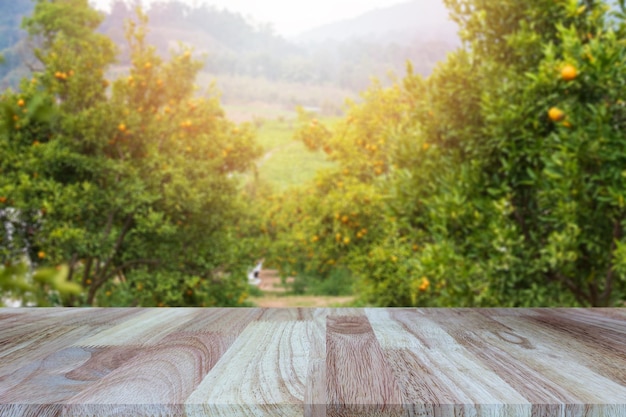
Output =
[
  {"x1": 17, "y1": 99, "x2": 25, "y2": 107},
  {"x1": 417, "y1": 276, "x2": 430, "y2": 290},
  {"x1": 561, "y1": 64, "x2": 577, "y2": 81},
  {"x1": 548, "y1": 107, "x2": 565, "y2": 122}
]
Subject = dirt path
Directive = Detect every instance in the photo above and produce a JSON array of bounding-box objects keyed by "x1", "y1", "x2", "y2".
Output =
[
  {"x1": 249, "y1": 294, "x2": 356, "y2": 307},
  {"x1": 249, "y1": 270, "x2": 356, "y2": 307}
]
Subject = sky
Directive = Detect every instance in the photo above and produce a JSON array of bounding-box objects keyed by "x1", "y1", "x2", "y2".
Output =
[{"x1": 89, "y1": 0, "x2": 410, "y2": 37}]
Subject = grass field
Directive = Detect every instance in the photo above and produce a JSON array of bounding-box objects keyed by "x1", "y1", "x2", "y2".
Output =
[
  {"x1": 256, "y1": 128, "x2": 336, "y2": 190},
  {"x1": 227, "y1": 109, "x2": 338, "y2": 191}
]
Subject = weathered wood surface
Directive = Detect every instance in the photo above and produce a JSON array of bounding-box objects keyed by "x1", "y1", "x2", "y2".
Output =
[{"x1": 0, "y1": 308, "x2": 625, "y2": 417}]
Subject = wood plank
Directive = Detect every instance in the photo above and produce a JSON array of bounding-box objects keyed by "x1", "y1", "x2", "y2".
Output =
[
  {"x1": 185, "y1": 320, "x2": 312, "y2": 416},
  {"x1": 305, "y1": 309, "x2": 329, "y2": 417},
  {"x1": 429, "y1": 308, "x2": 626, "y2": 416},
  {"x1": 0, "y1": 325, "x2": 94, "y2": 380},
  {"x1": 480, "y1": 311, "x2": 626, "y2": 408},
  {"x1": 0, "y1": 345, "x2": 144, "y2": 416},
  {"x1": 62, "y1": 308, "x2": 265, "y2": 416},
  {"x1": 0, "y1": 308, "x2": 624, "y2": 417},
  {"x1": 367, "y1": 308, "x2": 532, "y2": 416},
  {"x1": 73, "y1": 308, "x2": 199, "y2": 347},
  {"x1": 62, "y1": 333, "x2": 220, "y2": 416},
  {"x1": 326, "y1": 314, "x2": 405, "y2": 417}
]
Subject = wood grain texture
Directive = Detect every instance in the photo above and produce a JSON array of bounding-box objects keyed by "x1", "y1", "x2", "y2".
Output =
[{"x1": 0, "y1": 308, "x2": 625, "y2": 417}]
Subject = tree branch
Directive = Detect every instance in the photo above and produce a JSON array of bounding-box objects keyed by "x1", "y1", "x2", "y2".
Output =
[
  {"x1": 65, "y1": 253, "x2": 79, "y2": 306},
  {"x1": 553, "y1": 272, "x2": 592, "y2": 306},
  {"x1": 103, "y1": 210, "x2": 116, "y2": 239},
  {"x1": 87, "y1": 214, "x2": 134, "y2": 304},
  {"x1": 82, "y1": 257, "x2": 92, "y2": 285},
  {"x1": 588, "y1": 281, "x2": 598, "y2": 307},
  {"x1": 66, "y1": 253, "x2": 78, "y2": 282},
  {"x1": 97, "y1": 214, "x2": 134, "y2": 285},
  {"x1": 601, "y1": 218, "x2": 622, "y2": 306}
]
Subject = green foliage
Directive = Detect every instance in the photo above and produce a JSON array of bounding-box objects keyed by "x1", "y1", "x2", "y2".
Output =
[
  {"x1": 1, "y1": 0, "x2": 262, "y2": 306},
  {"x1": 0, "y1": 259, "x2": 81, "y2": 306},
  {"x1": 259, "y1": 0, "x2": 626, "y2": 307},
  {"x1": 4, "y1": 0, "x2": 626, "y2": 308},
  {"x1": 288, "y1": 267, "x2": 354, "y2": 296}
]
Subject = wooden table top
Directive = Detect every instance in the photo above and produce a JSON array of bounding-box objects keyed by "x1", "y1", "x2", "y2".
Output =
[{"x1": 0, "y1": 308, "x2": 625, "y2": 416}]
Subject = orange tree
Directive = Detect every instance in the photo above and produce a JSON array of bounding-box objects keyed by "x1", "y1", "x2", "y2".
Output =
[
  {"x1": 262, "y1": 0, "x2": 626, "y2": 307},
  {"x1": 0, "y1": 0, "x2": 261, "y2": 306},
  {"x1": 380, "y1": 0, "x2": 626, "y2": 306},
  {"x1": 257, "y1": 82, "x2": 412, "y2": 296}
]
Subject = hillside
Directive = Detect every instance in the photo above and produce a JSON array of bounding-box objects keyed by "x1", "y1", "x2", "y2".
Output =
[
  {"x1": 294, "y1": 0, "x2": 459, "y2": 45},
  {"x1": 0, "y1": 0, "x2": 35, "y2": 89},
  {"x1": 1, "y1": 0, "x2": 459, "y2": 106}
]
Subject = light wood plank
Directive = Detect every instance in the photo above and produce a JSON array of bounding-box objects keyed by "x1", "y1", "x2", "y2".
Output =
[
  {"x1": 0, "y1": 345, "x2": 144, "y2": 416},
  {"x1": 483, "y1": 312, "x2": 626, "y2": 410},
  {"x1": 305, "y1": 309, "x2": 329, "y2": 417},
  {"x1": 0, "y1": 307, "x2": 624, "y2": 416},
  {"x1": 185, "y1": 320, "x2": 312, "y2": 416},
  {"x1": 367, "y1": 308, "x2": 533, "y2": 416},
  {"x1": 73, "y1": 308, "x2": 199, "y2": 347},
  {"x1": 62, "y1": 333, "x2": 221, "y2": 416}
]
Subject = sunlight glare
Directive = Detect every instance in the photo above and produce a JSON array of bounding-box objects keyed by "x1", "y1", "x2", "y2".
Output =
[{"x1": 89, "y1": 0, "x2": 413, "y2": 37}]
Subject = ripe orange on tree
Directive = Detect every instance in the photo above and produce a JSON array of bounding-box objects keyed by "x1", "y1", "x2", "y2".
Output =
[
  {"x1": 561, "y1": 64, "x2": 577, "y2": 81},
  {"x1": 548, "y1": 107, "x2": 565, "y2": 122}
]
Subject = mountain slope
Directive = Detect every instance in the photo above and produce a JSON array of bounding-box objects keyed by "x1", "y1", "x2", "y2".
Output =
[{"x1": 294, "y1": 0, "x2": 459, "y2": 45}]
